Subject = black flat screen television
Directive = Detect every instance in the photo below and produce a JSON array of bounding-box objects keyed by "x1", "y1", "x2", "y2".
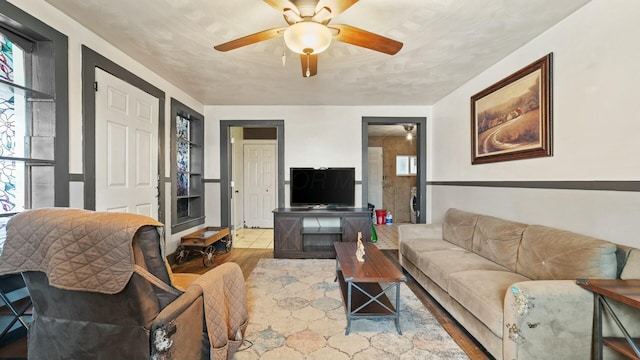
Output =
[{"x1": 290, "y1": 167, "x2": 355, "y2": 207}]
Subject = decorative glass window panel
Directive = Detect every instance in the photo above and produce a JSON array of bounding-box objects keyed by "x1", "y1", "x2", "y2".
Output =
[
  {"x1": 176, "y1": 116, "x2": 189, "y2": 141},
  {"x1": 177, "y1": 172, "x2": 188, "y2": 197},
  {"x1": 176, "y1": 198, "x2": 188, "y2": 218},
  {"x1": 0, "y1": 35, "x2": 14, "y2": 83},
  {"x1": 0, "y1": 34, "x2": 25, "y2": 87},
  {"x1": 0, "y1": 151, "x2": 24, "y2": 215},
  {"x1": 0, "y1": 89, "x2": 16, "y2": 156},
  {"x1": 0, "y1": 34, "x2": 26, "y2": 215},
  {"x1": 176, "y1": 140, "x2": 189, "y2": 172}
]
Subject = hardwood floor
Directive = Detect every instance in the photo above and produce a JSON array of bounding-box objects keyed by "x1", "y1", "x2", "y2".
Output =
[
  {"x1": 171, "y1": 248, "x2": 273, "y2": 280},
  {"x1": 0, "y1": 334, "x2": 26, "y2": 359},
  {"x1": 0, "y1": 247, "x2": 492, "y2": 359}
]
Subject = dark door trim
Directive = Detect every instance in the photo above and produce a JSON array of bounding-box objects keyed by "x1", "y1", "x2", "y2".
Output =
[
  {"x1": 362, "y1": 117, "x2": 427, "y2": 223},
  {"x1": 81, "y1": 46, "x2": 166, "y2": 222},
  {"x1": 219, "y1": 120, "x2": 285, "y2": 227}
]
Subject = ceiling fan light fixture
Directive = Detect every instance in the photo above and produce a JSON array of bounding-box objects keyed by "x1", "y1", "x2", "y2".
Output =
[
  {"x1": 404, "y1": 124, "x2": 415, "y2": 140},
  {"x1": 284, "y1": 21, "x2": 332, "y2": 55}
]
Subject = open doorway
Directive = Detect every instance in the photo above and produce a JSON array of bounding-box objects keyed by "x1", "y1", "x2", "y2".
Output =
[
  {"x1": 230, "y1": 127, "x2": 277, "y2": 229},
  {"x1": 362, "y1": 117, "x2": 426, "y2": 224},
  {"x1": 219, "y1": 120, "x2": 285, "y2": 247}
]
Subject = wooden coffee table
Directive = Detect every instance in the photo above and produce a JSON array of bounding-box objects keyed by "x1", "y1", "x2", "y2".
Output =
[{"x1": 334, "y1": 242, "x2": 406, "y2": 335}]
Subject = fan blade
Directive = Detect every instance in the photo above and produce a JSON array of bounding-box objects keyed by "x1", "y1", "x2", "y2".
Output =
[
  {"x1": 300, "y1": 53, "x2": 318, "y2": 77},
  {"x1": 315, "y1": 0, "x2": 358, "y2": 19},
  {"x1": 214, "y1": 28, "x2": 284, "y2": 52},
  {"x1": 263, "y1": 0, "x2": 297, "y2": 13},
  {"x1": 311, "y1": 6, "x2": 332, "y2": 23},
  {"x1": 330, "y1": 24, "x2": 403, "y2": 55},
  {"x1": 283, "y1": 8, "x2": 303, "y2": 24}
]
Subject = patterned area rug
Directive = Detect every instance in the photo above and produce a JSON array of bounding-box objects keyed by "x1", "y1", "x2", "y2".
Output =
[{"x1": 235, "y1": 259, "x2": 468, "y2": 360}]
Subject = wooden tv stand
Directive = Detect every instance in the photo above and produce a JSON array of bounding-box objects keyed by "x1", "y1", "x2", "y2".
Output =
[{"x1": 273, "y1": 208, "x2": 372, "y2": 258}]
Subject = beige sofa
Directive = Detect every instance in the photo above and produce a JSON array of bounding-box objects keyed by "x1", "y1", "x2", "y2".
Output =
[{"x1": 399, "y1": 208, "x2": 640, "y2": 360}]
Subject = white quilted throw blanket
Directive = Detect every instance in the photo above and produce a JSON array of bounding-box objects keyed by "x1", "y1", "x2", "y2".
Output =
[{"x1": 0, "y1": 208, "x2": 163, "y2": 294}]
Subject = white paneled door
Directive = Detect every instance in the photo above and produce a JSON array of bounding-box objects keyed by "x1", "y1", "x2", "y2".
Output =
[
  {"x1": 368, "y1": 147, "x2": 383, "y2": 210},
  {"x1": 95, "y1": 68, "x2": 159, "y2": 219},
  {"x1": 243, "y1": 143, "x2": 276, "y2": 228}
]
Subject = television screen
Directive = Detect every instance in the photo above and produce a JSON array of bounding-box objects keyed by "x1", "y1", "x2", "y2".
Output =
[{"x1": 290, "y1": 168, "x2": 355, "y2": 207}]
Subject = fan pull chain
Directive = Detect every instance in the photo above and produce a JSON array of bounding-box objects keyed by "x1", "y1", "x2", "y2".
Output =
[
  {"x1": 306, "y1": 54, "x2": 311, "y2": 77},
  {"x1": 282, "y1": 38, "x2": 286, "y2": 67}
]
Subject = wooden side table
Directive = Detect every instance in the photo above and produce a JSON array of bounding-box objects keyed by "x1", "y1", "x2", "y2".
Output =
[
  {"x1": 576, "y1": 278, "x2": 640, "y2": 359},
  {"x1": 176, "y1": 227, "x2": 231, "y2": 267}
]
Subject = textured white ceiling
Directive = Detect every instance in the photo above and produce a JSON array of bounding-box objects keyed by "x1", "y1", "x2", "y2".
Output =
[{"x1": 44, "y1": 0, "x2": 590, "y2": 105}]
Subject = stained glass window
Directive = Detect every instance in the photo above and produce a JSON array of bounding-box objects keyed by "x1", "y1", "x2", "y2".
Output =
[
  {"x1": 0, "y1": 35, "x2": 14, "y2": 82},
  {"x1": 177, "y1": 140, "x2": 189, "y2": 172},
  {"x1": 0, "y1": 6, "x2": 68, "y2": 255},
  {"x1": 177, "y1": 172, "x2": 188, "y2": 197},
  {"x1": 171, "y1": 99, "x2": 204, "y2": 233},
  {"x1": 0, "y1": 34, "x2": 25, "y2": 215},
  {"x1": 176, "y1": 116, "x2": 189, "y2": 141},
  {"x1": 176, "y1": 115, "x2": 191, "y2": 197}
]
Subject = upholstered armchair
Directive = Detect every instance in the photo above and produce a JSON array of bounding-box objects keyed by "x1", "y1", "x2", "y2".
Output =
[{"x1": 0, "y1": 208, "x2": 248, "y2": 360}]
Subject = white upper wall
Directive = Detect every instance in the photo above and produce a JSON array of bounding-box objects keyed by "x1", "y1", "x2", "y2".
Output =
[
  {"x1": 431, "y1": 0, "x2": 640, "y2": 181},
  {"x1": 205, "y1": 105, "x2": 432, "y2": 181},
  {"x1": 429, "y1": 0, "x2": 640, "y2": 247},
  {"x1": 203, "y1": 105, "x2": 430, "y2": 226}
]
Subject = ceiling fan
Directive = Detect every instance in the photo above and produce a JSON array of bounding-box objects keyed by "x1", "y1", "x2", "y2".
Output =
[{"x1": 213, "y1": 0, "x2": 403, "y2": 78}]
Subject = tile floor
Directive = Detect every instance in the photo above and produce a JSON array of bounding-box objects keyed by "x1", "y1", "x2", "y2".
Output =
[
  {"x1": 232, "y1": 222, "x2": 403, "y2": 250},
  {"x1": 233, "y1": 228, "x2": 274, "y2": 249},
  {"x1": 372, "y1": 222, "x2": 401, "y2": 250}
]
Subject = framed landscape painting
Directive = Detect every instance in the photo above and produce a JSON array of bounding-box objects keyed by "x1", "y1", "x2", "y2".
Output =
[{"x1": 471, "y1": 53, "x2": 553, "y2": 164}]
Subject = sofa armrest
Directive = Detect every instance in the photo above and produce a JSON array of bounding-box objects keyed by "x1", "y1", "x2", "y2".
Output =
[
  {"x1": 151, "y1": 285, "x2": 205, "y2": 358},
  {"x1": 152, "y1": 285, "x2": 203, "y2": 328},
  {"x1": 503, "y1": 280, "x2": 594, "y2": 360},
  {"x1": 398, "y1": 224, "x2": 442, "y2": 244}
]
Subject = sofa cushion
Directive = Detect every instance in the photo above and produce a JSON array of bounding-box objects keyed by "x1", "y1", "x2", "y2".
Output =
[
  {"x1": 443, "y1": 208, "x2": 480, "y2": 251},
  {"x1": 472, "y1": 215, "x2": 527, "y2": 272},
  {"x1": 415, "y1": 250, "x2": 508, "y2": 290},
  {"x1": 448, "y1": 270, "x2": 530, "y2": 337},
  {"x1": 516, "y1": 225, "x2": 617, "y2": 280},
  {"x1": 400, "y1": 237, "x2": 466, "y2": 265}
]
